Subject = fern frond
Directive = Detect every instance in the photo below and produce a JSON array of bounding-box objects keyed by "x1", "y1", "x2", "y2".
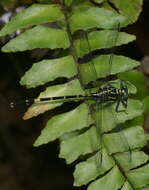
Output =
[{"x1": 0, "y1": 0, "x2": 148, "y2": 189}]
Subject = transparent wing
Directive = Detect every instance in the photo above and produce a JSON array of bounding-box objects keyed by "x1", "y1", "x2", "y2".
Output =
[
  {"x1": 105, "y1": 22, "x2": 120, "y2": 80},
  {"x1": 77, "y1": 21, "x2": 121, "y2": 88},
  {"x1": 77, "y1": 29, "x2": 103, "y2": 169},
  {"x1": 77, "y1": 21, "x2": 131, "y2": 171},
  {"x1": 77, "y1": 30, "x2": 107, "y2": 169},
  {"x1": 100, "y1": 23, "x2": 132, "y2": 162}
]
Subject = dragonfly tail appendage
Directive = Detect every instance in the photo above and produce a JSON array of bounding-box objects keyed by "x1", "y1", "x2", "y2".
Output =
[{"x1": 10, "y1": 98, "x2": 34, "y2": 108}]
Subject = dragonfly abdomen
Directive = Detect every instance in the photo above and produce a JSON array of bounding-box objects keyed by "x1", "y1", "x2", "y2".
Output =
[
  {"x1": 10, "y1": 84, "x2": 128, "y2": 109},
  {"x1": 39, "y1": 94, "x2": 99, "y2": 102}
]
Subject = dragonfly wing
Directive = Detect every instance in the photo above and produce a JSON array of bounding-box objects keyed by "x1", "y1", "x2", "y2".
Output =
[
  {"x1": 79, "y1": 30, "x2": 99, "y2": 87},
  {"x1": 77, "y1": 21, "x2": 121, "y2": 88},
  {"x1": 77, "y1": 20, "x2": 131, "y2": 170},
  {"x1": 77, "y1": 30, "x2": 103, "y2": 169},
  {"x1": 104, "y1": 21, "x2": 120, "y2": 82},
  {"x1": 90, "y1": 101, "x2": 104, "y2": 168},
  {"x1": 77, "y1": 29, "x2": 111, "y2": 169}
]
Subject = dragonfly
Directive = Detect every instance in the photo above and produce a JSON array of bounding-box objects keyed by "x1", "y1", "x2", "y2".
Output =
[{"x1": 10, "y1": 80, "x2": 128, "y2": 111}]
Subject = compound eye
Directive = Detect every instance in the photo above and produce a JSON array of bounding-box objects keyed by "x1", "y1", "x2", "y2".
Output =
[{"x1": 123, "y1": 86, "x2": 128, "y2": 93}]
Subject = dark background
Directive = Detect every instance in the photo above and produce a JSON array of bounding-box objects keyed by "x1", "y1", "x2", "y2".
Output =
[{"x1": 0, "y1": 0, "x2": 149, "y2": 190}]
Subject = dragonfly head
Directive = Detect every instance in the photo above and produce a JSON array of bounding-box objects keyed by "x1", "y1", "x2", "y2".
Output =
[
  {"x1": 119, "y1": 81, "x2": 129, "y2": 108},
  {"x1": 115, "y1": 81, "x2": 129, "y2": 112},
  {"x1": 122, "y1": 87, "x2": 128, "y2": 100}
]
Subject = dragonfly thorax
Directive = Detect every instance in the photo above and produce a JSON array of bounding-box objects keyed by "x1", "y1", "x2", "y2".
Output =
[
  {"x1": 91, "y1": 84, "x2": 128, "y2": 108},
  {"x1": 91, "y1": 86, "x2": 119, "y2": 101}
]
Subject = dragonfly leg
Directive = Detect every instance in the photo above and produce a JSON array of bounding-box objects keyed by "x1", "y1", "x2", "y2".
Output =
[
  {"x1": 115, "y1": 100, "x2": 120, "y2": 112},
  {"x1": 115, "y1": 100, "x2": 128, "y2": 113},
  {"x1": 121, "y1": 99, "x2": 127, "y2": 108},
  {"x1": 121, "y1": 100, "x2": 128, "y2": 114},
  {"x1": 89, "y1": 102, "x2": 99, "y2": 113}
]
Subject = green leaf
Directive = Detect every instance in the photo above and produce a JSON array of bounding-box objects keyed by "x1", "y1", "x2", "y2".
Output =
[
  {"x1": 103, "y1": 126, "x2": 147, "y2": 154},
  {"x1": 73, "y1": 149, "x2": 115, "y2": 186},
  {"x1": 109, "y1": 0, "x2": 143, "y2": 22},
  {"x1": 127, "y1": 164, "x2": 149, "y2": 188},
  {"x1": 121, "y1": 182, "x2": 133, "y2": 190},
  {"x1": 123, "y1": 115, "x2": 144, "y2": 129},
  {"x1": 140, "y1": 185, "x2": 149, "y2": 190},
  {"x1": 34, "y1": 103, "x2": 93, "y2": 146},
  {"x1": 0, "y1": 2, "x2": 147, "y2": 189},
  {"x1": 20, "y1": 56, "x2": 77, "y2": 88},
  {"x1": 2, "y1": 25, "x2": 70, "y2": 52},
  {"x1": 114, "y1": 151, "x2": 149, "y2": 171},
  {"x1": 74, "y1": 30, "x2": 136, "y2": 58},
  {"x1": 97, "y1": 99, "x2": 143, "y2": 133},
  {"x1": 23, "y1": 79, "x2": 84, "y2": 120},
  {"x1": 70, "y1": 7, "x2": 130, "y2": 32},
  {"x1": 59, "y1": 126, "x2": 99, "y2": 164},
  {"x1": 87, "y1": 166, "x2": 125, "y2": 190},
  {"x1": 0, "y1": 4, "x2": 64, "y2": 37},
  {"x1": 80, "y1": 55, "x2": 139, "y2": 85},
  {"x1": 64, "y1": 0, "x2": 73, "y2": 6}
]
